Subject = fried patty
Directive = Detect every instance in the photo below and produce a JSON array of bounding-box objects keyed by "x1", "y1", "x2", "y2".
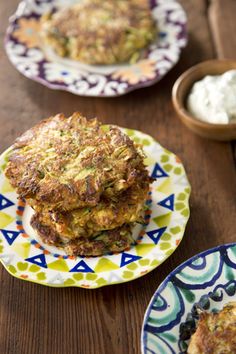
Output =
[
  {"x1": 5, "y1": 113, "x2": 145, "y2": 212},
  {"x1": 188, "y1": 302, "x2": 236, "y2": 354},
  {"x1": 31, "y1": 174, "x2": 149, "y2": 241},
  {"x1": 6, "y1": 112, "x2": 152, "y2": 256},
  {"x1": 41, "y1": 0, "x2": 157, "y2": 64},
  {"x1": 31, "y1": 215, "x2": 134, "y2": 256}
]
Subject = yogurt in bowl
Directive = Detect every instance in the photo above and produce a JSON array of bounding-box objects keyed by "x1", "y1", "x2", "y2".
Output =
[
  {"x1": 187, "y1": 70, "x2": 236, "y2": 125},
  {"x1": 172, "y1": 59, "x2": 236, "y2": 141}
]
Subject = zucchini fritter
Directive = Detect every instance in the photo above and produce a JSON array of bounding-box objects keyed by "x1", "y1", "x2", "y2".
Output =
[
  {"x1": 5, "y1": 113, "x2": 152, "y2": 256},
  {"x1": 31, "y1": 174, "x2": 149, "y2": 241},
  {"x1": 188, "y1": 302, "x2": 236, "y2": 354},
  {"x1": 41, "y1": 0, "x2": 157, "y2": 64},
  {"x1": 6, "y1": 113, "x2": 145, "y2": 212},
  {"x1": 31, "y1": 216, "x2": 134, "y2": 256}
]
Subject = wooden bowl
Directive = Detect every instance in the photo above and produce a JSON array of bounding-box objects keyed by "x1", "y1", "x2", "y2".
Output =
[{"x1": 172, "y1": 60, "x2": 236, "y2": 141}]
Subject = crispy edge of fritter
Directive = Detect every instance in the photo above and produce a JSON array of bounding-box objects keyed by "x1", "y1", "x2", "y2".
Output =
[{"x1": 187, "y1": 302, "x2": 236, "y2": 354}]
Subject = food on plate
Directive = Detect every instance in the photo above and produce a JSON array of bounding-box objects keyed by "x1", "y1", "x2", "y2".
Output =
[
  {"x1": 5, "y1": 113, "x2": 146, "y2": 212},
  {"x1": 5, "y1": 113, "x2": 152, "y2": 256},
  {"x1": 31, "y1": 216, "x2": 134, "y2": 257},
  {"x1": 187, "y1": 302, "x2": 236, "y2": 354},
  {"x1": 41, "y1": 0, "x2": 157, "y2": 65},
  {"x1": 187, "y1": 70, "x2": 236, "y2": 124},
  {"x1": 31, "y1": 175, "x2": 148, "y2": 239}
]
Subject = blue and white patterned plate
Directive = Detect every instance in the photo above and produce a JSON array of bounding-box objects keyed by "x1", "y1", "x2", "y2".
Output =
[
  {"x1": 141, "y1": 243, "x2": 236, "y2": 353},
  {"x1": 5, "y1": 0, "x2": 187, "y2": 97}
]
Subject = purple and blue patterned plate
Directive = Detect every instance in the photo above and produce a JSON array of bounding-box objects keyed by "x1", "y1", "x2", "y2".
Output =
[
  {"x1": 5, "y1": 0, "x2": 187, "y2": 97},
  {"x1": 141, "y1": 243, "x2": 236, "y2": 353}
]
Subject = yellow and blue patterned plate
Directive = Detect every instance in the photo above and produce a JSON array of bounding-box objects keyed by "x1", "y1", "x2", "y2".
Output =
[{"x1": 0, "y1": 128, "x2": 190, "y2": 288}]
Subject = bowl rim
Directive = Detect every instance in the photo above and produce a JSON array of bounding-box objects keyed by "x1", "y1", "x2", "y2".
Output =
[{"x1": 172, "y1": 59, "x2": 236, "y2": 129}]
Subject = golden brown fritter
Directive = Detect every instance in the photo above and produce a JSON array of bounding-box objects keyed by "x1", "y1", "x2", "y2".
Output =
[
  {"x1": 31, "y1": 174, "x2": 149, "y2": 241},
  {"x1": 5, "y1": 113, "x2": 146, "y2": 212},
  {"x1": 64, "y1": 225, "x2": 134, "y2": 256},
  {"x1": 6, "y1": 112, "x2": 152, "y2": 256},
  {"x1": 31, "y1": 214, "x2": 134, "y2": 256},
  {"x1": 41, "y1": 0, "x2": 157, "y2": 64},
  {"x1": 188, "y1": 302, "x2": 236, "y2": 354}
]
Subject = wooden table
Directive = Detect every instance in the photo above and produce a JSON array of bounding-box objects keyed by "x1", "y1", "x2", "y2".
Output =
[{"x1": 0, "y1": 1, "x2": 235, "y2": 353}]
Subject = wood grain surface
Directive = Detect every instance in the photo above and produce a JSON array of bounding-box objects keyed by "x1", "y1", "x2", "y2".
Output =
[{"x1": 0, "y1": 1, "x2": 235, "y2": 354}]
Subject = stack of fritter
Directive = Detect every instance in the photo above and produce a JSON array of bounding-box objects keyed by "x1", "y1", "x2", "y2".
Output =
[{"x1": 5, "y1": 113, "x2": 151, "y2": 256}]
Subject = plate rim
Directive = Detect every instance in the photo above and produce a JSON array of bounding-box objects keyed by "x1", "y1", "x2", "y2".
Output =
[{"x1": 141, "y1": 242, "x2": 236, "y2": 353}]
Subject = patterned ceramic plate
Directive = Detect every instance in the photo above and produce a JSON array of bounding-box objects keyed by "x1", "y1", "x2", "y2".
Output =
[
  {"x1": 142, "y1": 243, "x2": 236, "y2": 353},
  {"x1": 0, "y1": 128, "x2": 190, "y2": 288},
  {"x1": 5, "y1": 0, "x2": 187, "y2": 97}
]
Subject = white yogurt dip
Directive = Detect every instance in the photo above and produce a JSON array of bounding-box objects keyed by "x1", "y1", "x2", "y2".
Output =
[{"x1": 187, "y1": 70, "x2": 236, "y2": 124}]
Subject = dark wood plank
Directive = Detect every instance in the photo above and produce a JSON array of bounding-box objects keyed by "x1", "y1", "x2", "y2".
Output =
[
  {"x1": 0, "y1": 1, "x2": 235, "y2": 354},
  {"x1": 209, "y1": 0, "x2": 236, "y2": 161},
  {"x1": 209, "y1": 0, "x2": 236, "y2": 59}
]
